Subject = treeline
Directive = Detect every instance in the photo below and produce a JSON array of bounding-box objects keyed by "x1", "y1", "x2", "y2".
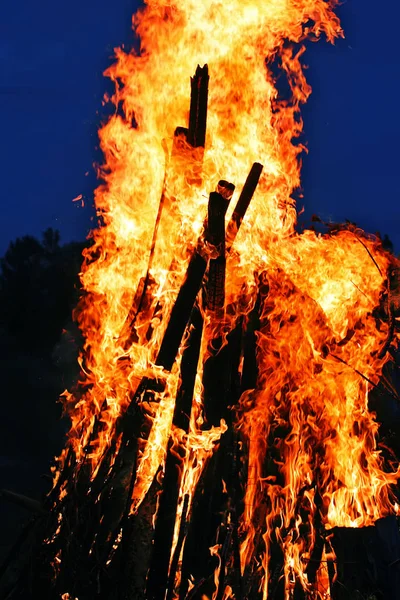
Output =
[{"x1": 0, "y1": 228, "x2": 87, "y2": 462}]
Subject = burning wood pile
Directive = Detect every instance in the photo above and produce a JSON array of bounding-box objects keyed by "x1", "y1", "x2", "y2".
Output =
[{"x1": 1, "y1": 1, "x2": 400, "y2": 599}]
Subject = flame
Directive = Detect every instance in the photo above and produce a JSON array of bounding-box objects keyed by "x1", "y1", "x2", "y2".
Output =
[{"x1": 54, "y1": 0, "x2": 399, "y2": 597}]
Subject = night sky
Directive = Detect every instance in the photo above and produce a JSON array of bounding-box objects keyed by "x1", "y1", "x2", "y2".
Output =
[{"x1": 0, "y1": 0, "x2": 399, "y2": 258}]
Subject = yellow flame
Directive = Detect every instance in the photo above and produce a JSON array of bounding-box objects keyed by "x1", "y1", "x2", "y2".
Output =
[{"x1": 55, "y1": 0, "x2": 399, "y2": 596}]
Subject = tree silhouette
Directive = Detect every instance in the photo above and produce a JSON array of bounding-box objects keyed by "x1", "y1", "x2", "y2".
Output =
[
  {"x1": 0, "y1": 229, "x2": 87, "y2": 459},
  {"x1": 41, "y1": 227, "x2": 60, "y2": 255}
]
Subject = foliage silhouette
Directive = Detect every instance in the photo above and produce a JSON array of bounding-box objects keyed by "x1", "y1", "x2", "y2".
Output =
[{"x1": 0, "y1": 229, "x2": 87, "y2": 459}]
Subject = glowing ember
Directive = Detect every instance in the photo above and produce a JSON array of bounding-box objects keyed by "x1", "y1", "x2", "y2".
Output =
[{"x1": 52, "y1": 0, "x2": 399, "y2": 598}]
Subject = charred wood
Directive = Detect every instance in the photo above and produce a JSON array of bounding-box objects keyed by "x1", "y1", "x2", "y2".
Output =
[
  {"x1": 120, "y1": 143, "x2": 168, "y2": 349},
  {"x1": 203, "y1": 318, "x2": 243, "y2": 428},
  {"x1": 187, "y1": 65, "x2": 209, "y2": 149},
  {"x1": 179, "y1": 321, "x2": 243, "y2": 598},
  {"x1": 240, "y1": 274, "x2": 267, "y2": 393},
  {"x1": 156, "y1": 180, "x2": 231, "y2": 372},
  {"x1": 215, "y1": 525, "x2": 233, "y2": 600},
  {"x1": 305, "y1": 480, "x2": 325, "y2": 585},
  {"x1": 146, "y1": 308, "x2": 203, "y2": 600},
  {"x1": 166, "y1": 494, "x2": 190, "y2": 600},
  {"x1": 156, "y1": 251, "x2": 207, "y2": 372},
  {"x1": 178, "y1": 448, "x2": 227, "y2": 600},
  {"x1": 226, "y1": 162, "x2": 263, "y2": 250},
  {"x1": 172, "y1": 306, "x2": 204, "y2": 433},
  {"x1": 330, "y1": 525, "x2": 379, "y2": 600},
  {"x1": 330, "y1": 517, "x2": 400, "y2": 600},
  {"x1": 146, "y1": 464, "x2": 181, "y2": 599},
  {"x1": 113, "y1": 478, "x2": 159, "y2": 600},
  {"x1": 205, "y1": 183, "x2": 234, "y2": 312}
]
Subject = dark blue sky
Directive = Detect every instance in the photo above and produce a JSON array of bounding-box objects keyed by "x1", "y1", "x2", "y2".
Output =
[{"x1": 0, "y1": 0, "x2": 398, "y2": 257}]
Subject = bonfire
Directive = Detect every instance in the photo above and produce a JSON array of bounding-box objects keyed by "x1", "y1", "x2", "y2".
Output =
[{"x1": 1, "y1": 1, "x2": 400, "y2": 599}]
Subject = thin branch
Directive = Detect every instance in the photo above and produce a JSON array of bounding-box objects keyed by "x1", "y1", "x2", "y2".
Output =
[
  {"x1": 354, "y1": 234, "x2": 382, "y2": 277},
  {"x1": 331, "y1": 353, "x2": 400, "y2": 402}
]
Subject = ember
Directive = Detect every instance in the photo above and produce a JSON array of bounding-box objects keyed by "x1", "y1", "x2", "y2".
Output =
[{"x1": 1, "y1": 1, "x2": 400, "y2": 599}]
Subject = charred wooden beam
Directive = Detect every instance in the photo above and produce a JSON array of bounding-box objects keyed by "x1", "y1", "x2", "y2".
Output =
[
  {"x1": 146, "y1": 308, "x2": 203, "y2": 600},
  {"x1": 305, "y1": 488, "x2": 324, "y2": 585},
  {"x1": 166, "y1": 494, "x2": 190, "y2": 600},
  {"x1": 155, "y1": 251, "x2": 207, "y2": 372},
  {"x1": 146, "y1": 184, "x2": 233, "y2": 600},
  {"x1": 216, "y1": 526, "x2": 233, "y2": 600},
  {"x1": 147, "y1": 179, "x2": 236, "y2": 599},
  {"x1": 330, "y1": 518, "x2": 400, "y2": 600},
  {"x1": 231, "y1": 517, "x2": 244, "y2": 600},
  {"x1": 172, "y1": 306, "x2": 204, "y2": 433},
  {"x1": 44, "y1": 446, "x2": 75, "y2": 510},
  {"x1": 187, "y1": 65, "x2": 209, "y2": 149},
  {"x1": 240, "y1": 274, "x2": 266, "y2": 393},
  {"x1": 186, "y1": 578, "x2": 207, "y2": 599},
  {"x1": 157, "y1": 164, "x2": 262, "y2": 373},
  {"x1": 178, "y1": 449, "x2": 226, "y2": 600},
  {"x1": 226, "y1": 162, "x2": 263, "y2": 250},
  {"x1": 330, "y1": 526, "x2": 375, "y2": 600},
  {"x1": 223, "y1": 433, "x2": 244, "y2": 600},
  {"x1": 206, "y1": 182, "x2": 234, "y2": 312},
  {"x1": 120, "y1": 274, "x2": 158, "y2": 348},
  {"x1": 179, "y1": 323, "x2": 243, "y2": 598},
  {"x1": 111, "y1": 478, "x2": 160, "y2": 600},
  {"x1": 207, "y1": 183, "x2": 235, "y2": 245},
  {"x1": 156, "y1": 180, "x2": 230, "y2": 372},
  {"x1": 203, "y1": 317, "x2": 243, "y2": 428},
  {"x1": 145, "y1": 447, "x2": 185, "y2": 597},
  {"x1": 120, "y1": 140, "x2": 170, "y2": 350},
  {"x1": 172, "y1": 65, "x2": 208, "y2": 155}
]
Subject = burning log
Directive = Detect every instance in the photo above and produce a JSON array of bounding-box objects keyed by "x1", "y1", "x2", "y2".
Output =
[
  {"x1": 4, "y1": 0, "x2": 400, "y2": 596},
  {"x1": 188, "y1": 65, "x2": 209, "y2": 149},
  {"x1": 206, "y1": 181, "x2": 235, "y2": 312},
  {"x1": 166, "y1": 493, "x2": 190, "y2": 600},
  {"x1": 172, "y1": 64, "x2": 209, "y2": 153},
  {"x1": 157, "y1": 164, "x2": 261, "y2": 372},
  {"x1": 215, "y1": 525, "x2": 233, "y2": 600},
  {"x1": 113, "y1": 478, "x2": 160, "y2": 600},
  {"x1": 226, "y1": 162, "x2": 263, "y2": 250},
  {"x1": 178, "y1": 328, "x2": 244, "y2": 598},
  {"x1": 155, "y1": 250, "x2": 207, "y2": 372},
  {"x1": 147, "y1": 179, "x2": 235, "y2": 600},
  {"x1": 148, "y1": 165, "x2": 263, "y2": 598},
  {"x1": 146, "y1": 308, "x2": 204, "y2": 600}
]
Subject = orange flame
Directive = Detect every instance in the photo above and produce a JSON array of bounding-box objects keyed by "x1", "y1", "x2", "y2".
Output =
[{"x1": 56, "y1": 0, "x2": 399, "y2": 597}]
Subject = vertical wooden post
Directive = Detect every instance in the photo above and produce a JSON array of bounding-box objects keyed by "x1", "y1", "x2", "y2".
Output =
[{"x1": 147, "y1": 181, "x2": 233, "y2": 600}]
